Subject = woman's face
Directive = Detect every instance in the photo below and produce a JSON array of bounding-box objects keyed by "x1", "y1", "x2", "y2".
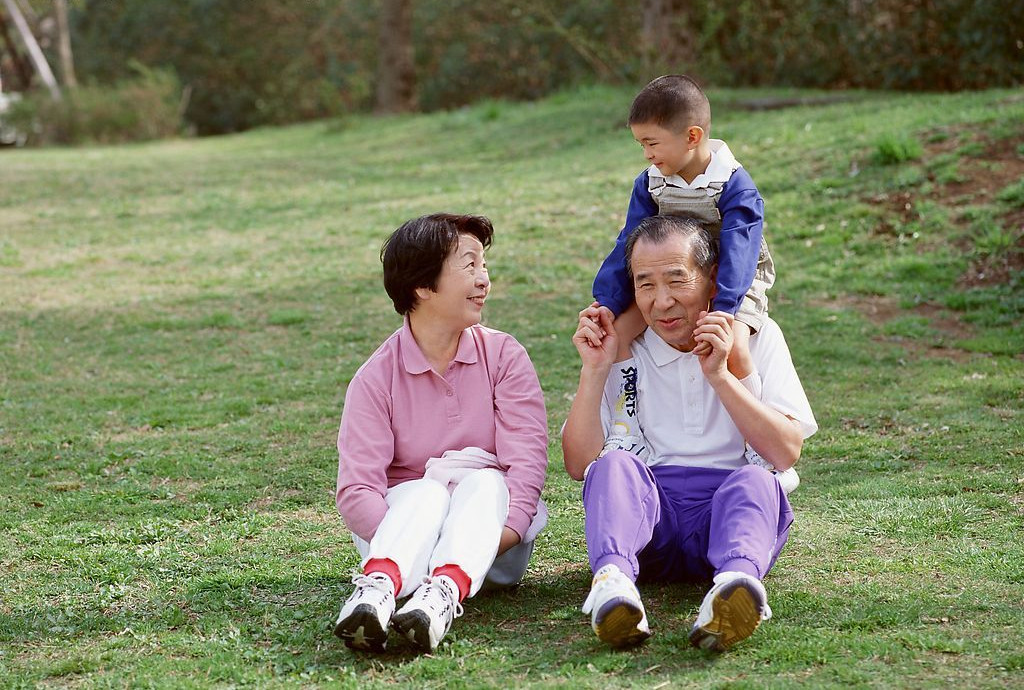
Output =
[{"x1": 418, "y1": 233, "x2": 490, "y2": 329}]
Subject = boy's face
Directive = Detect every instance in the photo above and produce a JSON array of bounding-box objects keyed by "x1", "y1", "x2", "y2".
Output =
[{"x1": 630, "y1": 122, "x2": 700, "y2": 179}]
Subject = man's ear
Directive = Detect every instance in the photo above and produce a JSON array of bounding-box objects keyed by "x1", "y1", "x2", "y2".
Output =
[
  {"x1": 414, "y1": 286, "x2": 433, "y2": 303},
  {"x1": 687, "y1": 125, "x2": 706, "y2": 148},
  {"x1": 708, "y1": 265, "x2": 718, "y2": 299}
]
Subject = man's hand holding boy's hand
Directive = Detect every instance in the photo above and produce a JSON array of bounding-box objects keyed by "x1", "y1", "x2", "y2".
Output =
[
  {"x1": 572, "y1": 301, "x2": 618, "y2": 372},
  {"x1": 694, "y1": 310, "x2": 735, "y2": 380}
]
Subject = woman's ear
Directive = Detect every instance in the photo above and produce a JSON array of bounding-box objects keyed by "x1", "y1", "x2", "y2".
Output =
[{"x1": 414, "y1": 286, "x2": 433, "y2": 303}]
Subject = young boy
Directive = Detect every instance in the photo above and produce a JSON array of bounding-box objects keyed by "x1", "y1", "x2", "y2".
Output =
[
  {"x1": 594, "y1": 74, "x2": 774, "y2": 349},
  {"x1": 594, "y1": 75, "x2": 796, "y2": 491}
]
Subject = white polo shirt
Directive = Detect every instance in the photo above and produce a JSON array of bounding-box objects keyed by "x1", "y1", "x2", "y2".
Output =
[{"x1": 601, "y1": 317, "x2": 817, "y2": 470}]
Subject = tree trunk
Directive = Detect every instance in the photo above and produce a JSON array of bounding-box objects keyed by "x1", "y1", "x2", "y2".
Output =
[
  {"x1": 375, "y1": 0, "x2": 416, "y2": 114},
  {"x1": 641, "y1": 0, "x2": 692, "y2": 75},
  {"x1": 53, "y1": 0, "x2": 76, "y2": 87},
  {"x1": 0, "y1": 10, "x2": 34, "y2": 89},
  {"x1": 2, "y1": 0, "x2": 60, "y2": 99}
]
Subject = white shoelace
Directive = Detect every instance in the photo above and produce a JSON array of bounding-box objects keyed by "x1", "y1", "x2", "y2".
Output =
[{"x1": 413, "y1": 578, "x2": 464, "y2": 619}]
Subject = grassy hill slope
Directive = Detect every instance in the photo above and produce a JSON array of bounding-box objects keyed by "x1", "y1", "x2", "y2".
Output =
[{"x1": 1, "y1": 85, "x2": 1022, "y2": 688}]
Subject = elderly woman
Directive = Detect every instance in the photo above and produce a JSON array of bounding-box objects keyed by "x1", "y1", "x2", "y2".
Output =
[{"x1": 332, "y1": 213, "x2": 549, "y2": 653}]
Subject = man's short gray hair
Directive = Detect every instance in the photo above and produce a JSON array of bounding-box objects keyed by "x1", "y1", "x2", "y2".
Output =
[{"x1": 625, "y1": 215, "x2": 719, "y2": 280}]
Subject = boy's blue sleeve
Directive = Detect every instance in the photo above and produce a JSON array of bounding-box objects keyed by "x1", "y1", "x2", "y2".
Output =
[
  {"x1": 593, "y1": 171, "x2": 659, "y2": 316},
  {"x1": 712, "y1": 168, "x2": 764, "y2": 315}
]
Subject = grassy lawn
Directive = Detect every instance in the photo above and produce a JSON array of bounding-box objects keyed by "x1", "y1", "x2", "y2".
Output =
[{"x1": 1, "y1": 85, "x2": 1022, "y2": 688}]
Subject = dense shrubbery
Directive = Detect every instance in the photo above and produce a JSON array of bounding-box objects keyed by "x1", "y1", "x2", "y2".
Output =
[
  {"x1": 5, "y1": 64, "x2": 182, "y2": 145},
  {"x1": 6, "y1": 0, "x2": 1021, "y2": 138}
]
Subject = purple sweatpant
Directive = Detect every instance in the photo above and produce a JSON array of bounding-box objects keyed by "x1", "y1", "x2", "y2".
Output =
[{"x1": 583, "y1": 450, "x2": 793, "y2": 583}]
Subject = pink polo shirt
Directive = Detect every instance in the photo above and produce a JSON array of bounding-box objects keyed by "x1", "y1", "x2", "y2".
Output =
[{"x1": 336, "y1": 318, "x2": 549, "y2": 542}]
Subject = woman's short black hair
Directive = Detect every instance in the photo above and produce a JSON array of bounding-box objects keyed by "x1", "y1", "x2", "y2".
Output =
[{"x1": 381, "y1": 213, "x2": 494, "y2": 315}]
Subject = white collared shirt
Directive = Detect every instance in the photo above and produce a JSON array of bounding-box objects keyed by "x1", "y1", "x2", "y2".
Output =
[
  {"x1": 601, "y1": 318, "x2": 817, "y2": 470},
  {"x1": 647, "y1": 139, "x2": 740, "y2": 192}
]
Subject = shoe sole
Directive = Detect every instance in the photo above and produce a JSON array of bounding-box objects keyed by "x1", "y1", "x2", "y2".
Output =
[
  {"x1": 391, "y1": 609, "x2": 436, "y2": 652},
  {"x1": 333, "y1": 604, "x2": 388, "y2": 652},
  {"x1": 594, "y1": 598, "x2": 652, "y2": 648},
  {"x1": 688, "y1": 581, "x2": 763, "y2": 652}
]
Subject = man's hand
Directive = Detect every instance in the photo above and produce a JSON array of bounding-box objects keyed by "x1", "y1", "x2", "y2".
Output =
[
  {"x1": 572, "y1": 302, "x2": 618, "y2": 372},
  {"x1": 694, "y1": 310, "x2": 735, "y2": 380}
]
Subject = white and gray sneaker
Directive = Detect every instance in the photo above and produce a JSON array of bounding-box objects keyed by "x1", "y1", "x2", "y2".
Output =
[
  {"x1": 581, "y1": 564, "x2": 652, "y2": 647},
  {"x1": 390, "y1": 575, "x2": 463, "y2": 652},
  {"x1": 333, "y1": 573, "x2": 396, "y2": 652},
  {"x1": 688, "y1": 571, "x2": 772, "y2": 652}
]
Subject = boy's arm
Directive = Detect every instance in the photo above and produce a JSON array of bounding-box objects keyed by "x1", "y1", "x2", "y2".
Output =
[
  {"x1": 593, "y1": 171, "x2": 659, "y2": 317},
  {"x1": 712, "y1": 168, "x2": 764, "y2": 315}
]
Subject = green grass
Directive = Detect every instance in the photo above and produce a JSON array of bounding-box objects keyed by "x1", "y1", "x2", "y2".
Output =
[{"x1": 2, "y1": 84, "x2": 1023, "y2": 688}]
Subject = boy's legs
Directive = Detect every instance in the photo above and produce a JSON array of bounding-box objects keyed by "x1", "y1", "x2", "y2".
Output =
[
  {"x1": 611, "y1": 302, "x2": 647, "y2": 355},
  {"x1": 392, "y1": 469, "x2": 509, "y2": 651}
]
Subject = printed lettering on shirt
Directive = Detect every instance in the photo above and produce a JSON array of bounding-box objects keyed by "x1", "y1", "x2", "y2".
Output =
[{"x1": 620, "y1": 365, "x2": 638, "y2": 418}]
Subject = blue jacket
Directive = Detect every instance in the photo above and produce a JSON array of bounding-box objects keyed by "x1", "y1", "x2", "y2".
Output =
[{"x1": 593, "y1": 167, "x2": 765, "y2": 317}]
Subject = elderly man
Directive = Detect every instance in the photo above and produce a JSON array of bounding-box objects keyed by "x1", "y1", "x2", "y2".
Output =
[{"x1": 562, "y1": 215, "x2": 817, "y2": 651}]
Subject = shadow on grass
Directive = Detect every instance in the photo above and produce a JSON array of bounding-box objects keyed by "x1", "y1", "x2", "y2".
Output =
[{"x1": 311, "y1": 566, "x2": 735, "y2": 680}]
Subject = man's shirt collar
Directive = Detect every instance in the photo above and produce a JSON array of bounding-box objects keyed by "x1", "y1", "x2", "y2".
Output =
[{"x1": 641, "y1": 327, "x2": 696, "y2": 367}]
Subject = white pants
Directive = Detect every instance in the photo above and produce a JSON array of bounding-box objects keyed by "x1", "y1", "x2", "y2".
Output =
[{"x1": 353, "y1": 469, "x2": 516, "y2": 599}]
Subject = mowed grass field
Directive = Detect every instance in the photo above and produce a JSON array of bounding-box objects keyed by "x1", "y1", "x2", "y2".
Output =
[{"x1": 1, "y1": 85, "x2": 1022, "y2": 688}]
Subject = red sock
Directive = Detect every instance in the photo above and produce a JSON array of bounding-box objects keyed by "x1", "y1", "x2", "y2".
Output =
[
  {"x1": 363, "y1": 557, "x2": 401, "y2": 595},
  {"x1": 431, "y1": 563, "x2": 471, "y2": 602}
]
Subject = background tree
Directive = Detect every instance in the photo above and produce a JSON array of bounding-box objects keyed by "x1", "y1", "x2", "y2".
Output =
[
  {"x1": 375, "y1": 0, "x2": 416, "y2": 113},
  {"x1": 19, "y1": 0, "x2": 1019, "y2": 137},
  {"x1": 53, "y1": 0, "x2": 74, "y2": 87}
]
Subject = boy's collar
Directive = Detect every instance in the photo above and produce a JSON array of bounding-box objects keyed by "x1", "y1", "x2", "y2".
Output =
[{"x1": 647, "y1": 139, "x2": 740, "y2": 188}]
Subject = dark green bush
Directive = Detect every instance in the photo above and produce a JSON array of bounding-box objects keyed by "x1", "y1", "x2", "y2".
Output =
[
  {"x1": 62, "y1": 0, "x2": 1024, "y2": 136},
  {"x1": 7, "y1": 63, "x2": 183, "y2": 146}
]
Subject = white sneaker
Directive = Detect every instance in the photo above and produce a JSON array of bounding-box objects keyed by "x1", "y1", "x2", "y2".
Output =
[
  {"x1": 333, "y1": 573, "x2": 396, "y2": 652},
  {"x1": 391, "y1": 576, "x2": 464, "y2": 652},
  {"x1": 581, "y1": 564, "x2": 651, "y2": 647},
  {"x1": 688, "y1": 571, "x2": 772, "y2": 652},
  {"x1": 745, "y1": 446, "x2": 800, "y2": 495}
]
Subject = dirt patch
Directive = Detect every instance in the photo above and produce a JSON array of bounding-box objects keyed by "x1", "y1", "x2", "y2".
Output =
[
  {"x1": 812, "y1": 294, "x2": 977, "y2": 361},
  {"x1": 866, "y1": 129, "x2": 1024, "y2": 288}
]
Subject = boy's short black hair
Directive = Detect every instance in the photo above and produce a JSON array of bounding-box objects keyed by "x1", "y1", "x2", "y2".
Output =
[
  {"x1": 381, "y1": 213, "x2": 494, "y2": 315},
  {"x1": 625, "y1": 215, "x2": 718, "y2": 281},
  {"x1": 628, "y1": 75, "x2": 711, "y2": 134}
]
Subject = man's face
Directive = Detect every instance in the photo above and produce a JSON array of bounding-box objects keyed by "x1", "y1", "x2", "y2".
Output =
[{"x1": 631, "y1": 234, "x2": 715, "y2": 352}]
